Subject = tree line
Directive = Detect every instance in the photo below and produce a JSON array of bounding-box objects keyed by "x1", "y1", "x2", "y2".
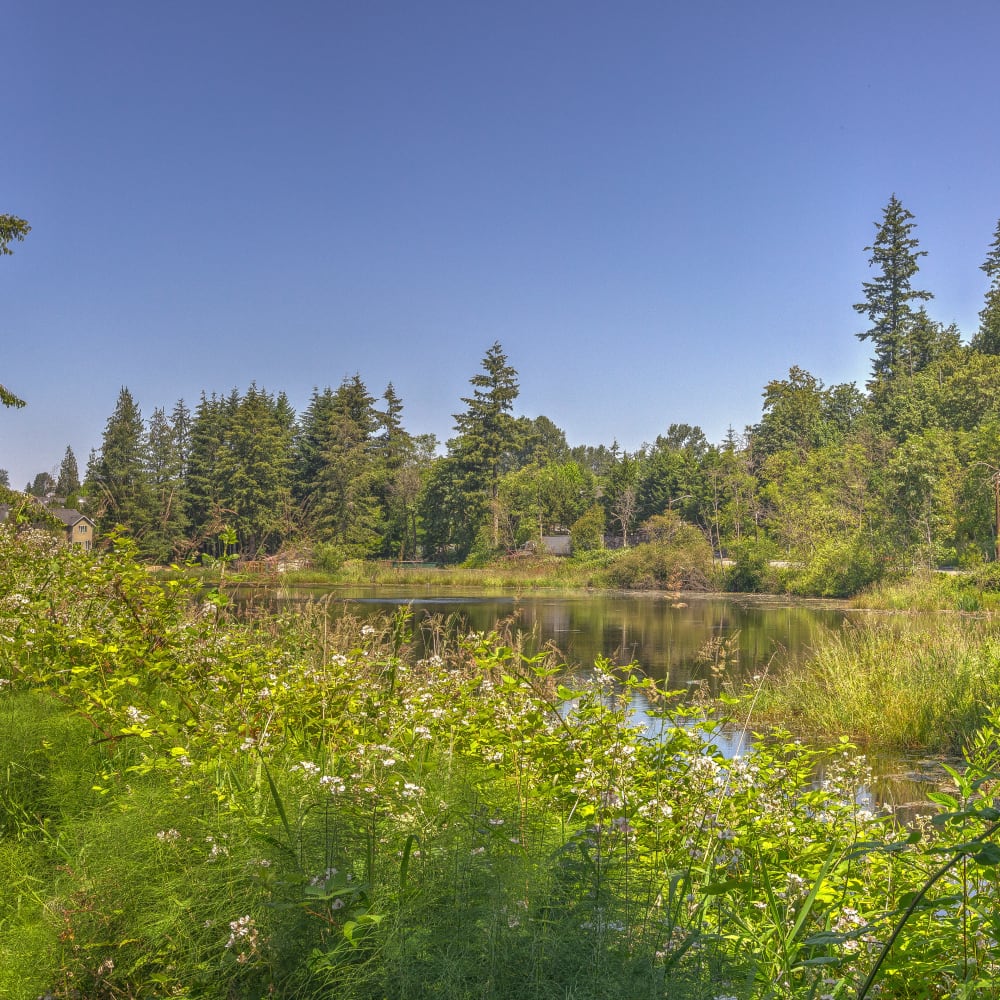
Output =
[{"x1": 11, "y1": 196, "x2": 1000, "y2": 592}]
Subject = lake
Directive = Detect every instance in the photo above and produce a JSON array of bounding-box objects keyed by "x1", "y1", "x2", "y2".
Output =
[{"x1": 250, "y1": 585, "x2": 952, "y2": 814}]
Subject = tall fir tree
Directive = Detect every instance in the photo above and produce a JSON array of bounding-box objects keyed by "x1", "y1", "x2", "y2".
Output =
[
  {"x1": 145, "y1": 406, "x2": 190, "y2": 561},
  {"x1": 215, "y1": 384, "x2": 295, "y2": 556},
  {"x1": 90, "y1": 386, "x2": 153, "y2": 543},
  {"x1": 310, "y1": 376, "x2": 381, "y2": 554},
  {"x1": 448, "y1": 342, "x2": 521, "y2": 552},
  {"x1": 854, "y1": 195, "x2": 934, "y2": 384},
  {"x1": 971, "y1": 217, "x2": 1000, "y2": 355},
  {"x1": 186, "y1": 391, "x2": 237, "y2": 552},
  {"x1": 56, "y1": 446, "x2": 80, "y2": 499}
]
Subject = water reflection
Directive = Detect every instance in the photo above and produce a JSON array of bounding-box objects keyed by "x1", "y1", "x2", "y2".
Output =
[
  {"x1": 316, "y1": 589, "x2": 847, "y2": 690},
  {"x1": 258, "y1": 586, "x2": 951, "y2": 812}
]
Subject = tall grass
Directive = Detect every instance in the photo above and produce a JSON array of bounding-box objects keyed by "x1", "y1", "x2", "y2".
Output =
[{"x1": 754, "y1": 615, "x2": 1000, "y2": 749}]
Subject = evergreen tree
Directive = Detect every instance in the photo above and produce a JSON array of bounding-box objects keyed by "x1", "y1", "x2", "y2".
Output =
[
  {"x1": 216, "y1": 385, "x2": 295, "y2": 556},
  {"x1": 294, "y1": 386, "x2": 338, "y2": 519},
  {"x1": 450, "y1": 342, "x2": 521, "y2": 551},
  {"x1": 56, "y1": 446, "x2": 81, "y2": 499},
  {"x1": 145, "y1": 406, "x2": 190, "y2": 561},
  {"x1": 90, "y1": 387, "x2": 153, "y2": 541},
  {"x1": 186, "y1": 392, "x2": 236, "y2": 551},
  {"x1": 373, "y1": 383, "x2": 417, "y2": 558},
  {"x1": 310, "y1": 376, "x2": 380, "y2": 554},
  {"x1": 0, "y1": 469, "x2": 8, "y2": 488},
  {"x1": 971, "y1": 217, "x2": 1000, "y2": 355},
  {"x1": 854, "y1": 195, "x2": 934, "y2": 384}
]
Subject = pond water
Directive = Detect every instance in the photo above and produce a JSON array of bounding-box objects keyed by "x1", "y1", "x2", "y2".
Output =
[{"x1": 251, "y1": 585, "x2": 952, "y2": 814}]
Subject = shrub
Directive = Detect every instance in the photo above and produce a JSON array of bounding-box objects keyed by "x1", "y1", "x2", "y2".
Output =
[
  {"x1": 724, "y1": 537, "x2": 778, "y2": 593},
  {"x1": 312, "y1": 541, "x2": 347, "y2": 574},
  {"x1": 570, "y1": 505, "x2": 605, "y2": 553},
  {"x1": 599, "y1": 515, "x2": 712, "y2": 590}
]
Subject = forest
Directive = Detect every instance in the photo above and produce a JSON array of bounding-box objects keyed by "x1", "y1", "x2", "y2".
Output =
[{"x1": 13, "y1": 196, "x2": 1000, "y2": 597}]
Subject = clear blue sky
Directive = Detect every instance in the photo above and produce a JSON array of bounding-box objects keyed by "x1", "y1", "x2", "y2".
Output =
[{"x1": 4, "y1": 1, "x2": 999, "y2": 489}]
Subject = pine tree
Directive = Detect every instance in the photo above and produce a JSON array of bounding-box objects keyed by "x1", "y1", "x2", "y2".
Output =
[
  {"x1": 56, "y1": 446, "x2": 81, "y2": 499},
  {"x1": 216, "y1": 385, "x2": 295, "y2": 556},
  {"x1": 310, "y1": 376, "x2": 381, "y2": 554},
  {"x1": 854, "y1": 195, "x2": 934, "y2": 384},
  {"x1": 449, "y1": 342, "x2": 521, "y2": 552},
  {"x1": 971, "y1": 218, "x2": 1000, "y2": 355},
  {"x1": 91, "y1": 387, "x2": 153, "y2": 540},
  {"x1": 186, "y1": 392, "x2": 236, "y2": 551},
  {"x1": 145, "y1": 406, "x2": 190, "y2": 561}
]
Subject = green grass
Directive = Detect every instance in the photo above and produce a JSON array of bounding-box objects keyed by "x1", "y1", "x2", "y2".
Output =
[
  {"x1": 753, "y1": 615, "x2": 1000, "y2": 750},
  {"x1": 853, "y1": 567, "x2": 1000, "y2": 612}
]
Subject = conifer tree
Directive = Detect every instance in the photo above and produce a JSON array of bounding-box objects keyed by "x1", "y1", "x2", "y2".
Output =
[
  {"x1": 854, "y1": 195, "x2": 934, "y2": 384},
  {"x1": 186, "y1": 392, "x2": 236, "y2": 551},
  {"x1": 145, "y1": 406, "x2": 190, "y2": 561},
  {"x1": 450, "y1": 342, "x2": 521, "y2": 551},
  {"x1": 310, "y1": 376, "x2": 380, "y2": 554},
  {"x1": 971, "y1": 218, "x2": 1000, "y2": 355},
  {"x1": 216, "y1": 385, "x2": 295, "y2": 556},
  {"x1": 90, "y1": 387, "x2": 153, "y2": 541},
  {"x1": 56, "y1": 446, "x2": 80, "y2": 498}
]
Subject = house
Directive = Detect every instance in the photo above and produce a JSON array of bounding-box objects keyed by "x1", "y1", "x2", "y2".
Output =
[
  {"x1": 0, "y1": 503, "x2": 96, "y2": 550},
  {"x1": 49, "y1": 508, "x2": 96, "y2": 550}
]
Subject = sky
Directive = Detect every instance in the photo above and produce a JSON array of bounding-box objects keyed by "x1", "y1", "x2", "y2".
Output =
[{"x1": 4, "y1": 0, "x2": 1000, "y2": 490}]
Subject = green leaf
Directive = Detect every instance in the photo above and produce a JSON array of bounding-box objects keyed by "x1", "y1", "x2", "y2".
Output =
[{"x1": 972, "y1": 843, "x2": 1000, "y2": 866}]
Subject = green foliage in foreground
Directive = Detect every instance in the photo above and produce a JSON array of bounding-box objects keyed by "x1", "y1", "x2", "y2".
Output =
[{"x1": 6, "y1": 529, "x2": 1000, "y2": 997}]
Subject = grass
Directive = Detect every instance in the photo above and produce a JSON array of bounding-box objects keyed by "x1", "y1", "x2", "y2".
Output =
[
  {"x1": 853, "y1": 566, "x2": 1000, "y2": 612},
  {"x1": 752, "y1": 614, "x2": 1000, "y2": 750},
  {"x1": 9, "y1": 527, "x2": 1000, "y2": 997}
]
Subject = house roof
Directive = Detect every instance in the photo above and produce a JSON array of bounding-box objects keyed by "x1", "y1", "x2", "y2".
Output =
[{"x1": 48, "y1": 508, "x2": 94, "y2": 528}]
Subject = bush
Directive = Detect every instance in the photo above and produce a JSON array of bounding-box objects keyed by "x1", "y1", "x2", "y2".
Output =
[
  {"x1": 570, "y1": 505, "x2": 605, "y2": 553},
  {"x1": 312, "y1": 541, "x2": 347, "y2": 573},
  {"x1": 786, "y1": 538, "x2": 884, "y2": 598},
  {"x1": 599, "y1": 515, "x2": 712, "y2": 590},
  {"x1": 724, "y1": 537, "x2": 778, "y2": 593}
]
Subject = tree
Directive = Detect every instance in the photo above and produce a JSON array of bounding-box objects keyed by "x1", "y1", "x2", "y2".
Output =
[
  {"x1": 854, "y1": 195, "x2": 934, "y2": 384},
  {"x1": 90, "y1": 386, "x2": 153, "y2": 541},
  {"x1": 56, "y1": 446, "x2": 80, "y2": 498},
  {"x1": 0, "y1": 214, "x2": 30, "y2": 256},
  {"x1": 27, "y1": 471, "x2": 55, "y2": 497},
  {"x1": 144, "y1": 406, "x2": 190, "y2": 561},
  {"x1": 186, "y1": 391, "x2": 237, "y2": 550},
  {"x1": 605, "y1": 453, "x2": 640, "y2": 547},
  {"x1": 309, "y1": 376, "x2": 381, "y2": 554},
  {"x1": 1, "y1": 214, "x2": 30, "y2": 409},
  {"x1": 971, "y1": 217, "x2": 1000, "y2": 355},
  {"x1": 450, "y1": 343, "x2": 522, "y2": 552},
  {"x1": 0, "y1": 469, "x2": 8, "y2": 488},
  {"x1": 215, "y1": 385, "x2": 296, "y2": 556}
]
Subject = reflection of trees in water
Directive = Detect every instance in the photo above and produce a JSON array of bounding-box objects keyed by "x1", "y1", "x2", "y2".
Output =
[{"x1": 290, "y1": 588, "x2": 846, "y2": 692}]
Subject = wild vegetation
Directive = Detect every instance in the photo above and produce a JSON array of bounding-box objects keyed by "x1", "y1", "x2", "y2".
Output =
[
  {"x1": 7, "y1": 524, "x2": 1000, "y2": 998},
  {"x1": 7, "y1": 198, "x2": 1000, "y2": 600}
]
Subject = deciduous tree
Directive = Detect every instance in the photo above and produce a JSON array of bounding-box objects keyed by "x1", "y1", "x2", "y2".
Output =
[{"x1": 1, "y1": 214, "x2": 30, "y2": 409}]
